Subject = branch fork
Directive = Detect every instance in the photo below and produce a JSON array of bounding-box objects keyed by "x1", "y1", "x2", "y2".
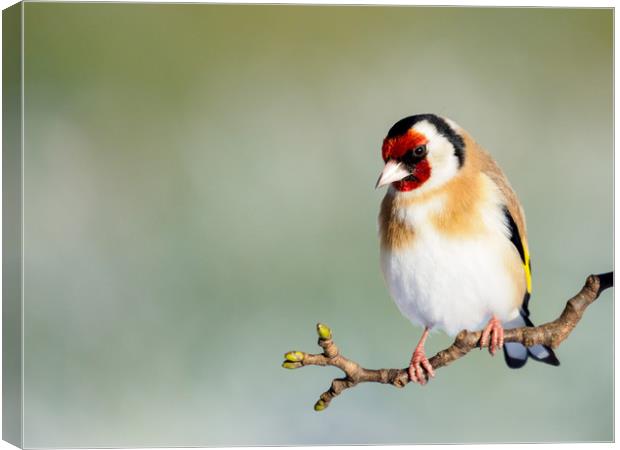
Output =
[{"x1": 282, "y1": 272, "x2": 613, "y2": 411}]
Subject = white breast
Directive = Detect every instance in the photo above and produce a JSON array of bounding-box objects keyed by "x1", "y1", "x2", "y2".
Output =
[{"x1": 379, "y1": 181, "x2": 522, "y2": 336}]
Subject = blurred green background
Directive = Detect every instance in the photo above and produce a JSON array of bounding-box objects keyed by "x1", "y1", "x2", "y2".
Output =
[{"x1": 20, "y1": 4, "x2": 612, "y2": 447}]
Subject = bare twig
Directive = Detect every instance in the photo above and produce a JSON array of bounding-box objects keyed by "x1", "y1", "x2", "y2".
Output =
[{"x1": 282, "y1": 272, "x2": 613, "y2": 411}]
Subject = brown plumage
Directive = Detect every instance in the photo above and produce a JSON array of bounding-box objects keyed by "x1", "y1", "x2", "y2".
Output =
[
  {"x1": 378, "y1": 129, "x2": 528, "y2": 316},
  {"x1": 376, "y1": 114, "x2": 559, "y2": 379},
  {"x1": 379, "y1": 131, "x2": 528, "y2": 248}
]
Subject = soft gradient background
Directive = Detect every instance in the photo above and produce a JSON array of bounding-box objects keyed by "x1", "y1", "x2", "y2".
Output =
[{"x1": 20, "y1": 4, "x2": 612, "y2": 447}]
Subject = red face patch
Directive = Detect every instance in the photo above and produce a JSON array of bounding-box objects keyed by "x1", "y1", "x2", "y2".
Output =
[
  {"x1": 381, "y1": 129, "x2": 428, "y2": 161},
  {"x1": 392, "y1": 159, "x2": 431, "y2": 191},
  {"x1": 381, "y1": 130, "x2": 431, "y2": 191}
]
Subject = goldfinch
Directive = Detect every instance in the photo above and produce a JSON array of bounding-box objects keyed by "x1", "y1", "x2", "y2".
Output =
[{"x1": 376, "y1": 114, "x2": 559, "y2": 385}]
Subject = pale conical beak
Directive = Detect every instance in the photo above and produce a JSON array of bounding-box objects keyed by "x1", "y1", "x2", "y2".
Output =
[{"x1": 375, "y1": 160, "x2": 410, "y2": 189}]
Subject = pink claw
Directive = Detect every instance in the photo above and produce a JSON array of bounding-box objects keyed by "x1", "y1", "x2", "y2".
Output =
[
  {"x1": 408, "y1": 349, "x2": 435, "y2": 385},
  {"x1": 408, "y1": 327, "x2": 435, "y2": 385},
  {"x1": 480, "y1": 315, "x2": 504, "y2": 355}
]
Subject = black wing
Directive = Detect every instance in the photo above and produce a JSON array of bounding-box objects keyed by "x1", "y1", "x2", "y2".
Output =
[{"x1": 502, "y1": 206, "x2": 532, "y2": 315}]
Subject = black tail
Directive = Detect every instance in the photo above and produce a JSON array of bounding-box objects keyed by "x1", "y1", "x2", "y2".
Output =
[{"x1": 502, "y1": 311, "x2": 560, "y2": 369}]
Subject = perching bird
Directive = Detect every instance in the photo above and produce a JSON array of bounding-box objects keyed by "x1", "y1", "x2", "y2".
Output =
[{"x1": 376, "y1": 114, "x2": 559, "y2": 384}]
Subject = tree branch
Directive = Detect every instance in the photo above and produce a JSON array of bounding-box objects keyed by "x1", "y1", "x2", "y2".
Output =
[{"x1": 282, "y1": 272, "x2": 613, "y2": 411}]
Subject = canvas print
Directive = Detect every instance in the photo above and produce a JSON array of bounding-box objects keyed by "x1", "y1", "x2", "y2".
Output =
[{"x1": 2, "y1": 3, "x2": 613, "y2": 448}]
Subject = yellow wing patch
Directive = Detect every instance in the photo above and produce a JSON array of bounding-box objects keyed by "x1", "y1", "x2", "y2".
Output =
[
  {"x1": 502, "y1": 206, "x2": 531, "y2": 295},
  {"x1": 522, "y1": 240, "x2": 532, "y2": 293}
]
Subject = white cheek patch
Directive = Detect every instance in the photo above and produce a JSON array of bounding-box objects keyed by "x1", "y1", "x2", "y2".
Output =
[{"x1": 408, "y1": 120, "x2": 461, "y2": 194}]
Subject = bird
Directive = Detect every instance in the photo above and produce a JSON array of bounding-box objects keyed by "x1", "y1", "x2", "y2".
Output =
[{"x1": 375, "y1": 113, "x2": 559, "y2": 384}]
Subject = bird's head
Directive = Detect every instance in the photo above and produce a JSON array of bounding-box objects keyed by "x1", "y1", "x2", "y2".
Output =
[{"x1": 376, "y1": 114, "x2": 466, "y2": 193}]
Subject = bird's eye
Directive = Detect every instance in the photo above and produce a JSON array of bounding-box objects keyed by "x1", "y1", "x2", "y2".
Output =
[
  {"x1": 414, "y1": 145, "x2": 427, "y2": 157},
  {"x1": 401, "y1": 145, "x2": 428, "y2": 166}
]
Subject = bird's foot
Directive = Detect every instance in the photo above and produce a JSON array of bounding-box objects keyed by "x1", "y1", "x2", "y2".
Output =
[
  {"x1": 408, "y1": 348, "x2": 435, "y2": 385},
  {"x1": 480, "y1": 315, "x2": 504, "y2": 355}
]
